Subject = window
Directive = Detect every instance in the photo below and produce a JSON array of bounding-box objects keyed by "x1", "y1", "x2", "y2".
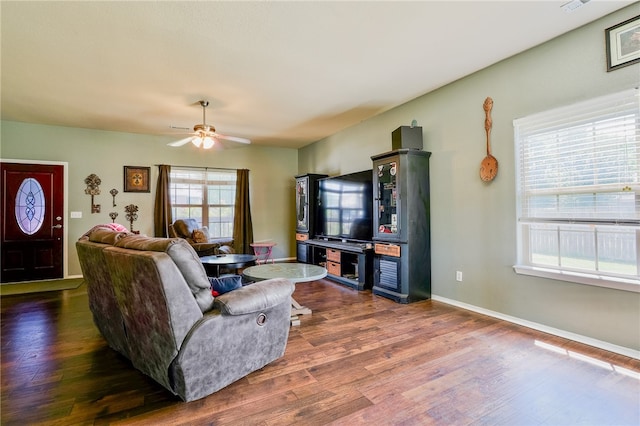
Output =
[
  {"x1": 169, "y1": 167, "x2": 236, "y2": 238},
  {"x1": 514, "y1": 88, "x2": 639, "y2": 292},
  {"x1": 15, "y1": 178, "x2": 45, "y2": 235}
]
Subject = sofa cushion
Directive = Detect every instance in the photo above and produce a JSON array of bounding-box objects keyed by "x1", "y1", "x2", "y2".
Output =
[
  {"x1": 173, "y1": 219, "x2": 198, "y2": 239},
  {"x1": 114, "y1": 235, "x2": 214, "y2": 312},
  {"x1": 87, "y1": 228, "x2": 132, "y2": 245}
]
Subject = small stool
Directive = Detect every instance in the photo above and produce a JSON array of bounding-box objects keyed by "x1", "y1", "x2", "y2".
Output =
[{"x1": 250, "y1": 241, "x2": 276, "y2": 264}]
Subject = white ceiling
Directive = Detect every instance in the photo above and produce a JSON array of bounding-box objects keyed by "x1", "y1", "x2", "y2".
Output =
[{"x1": 1, "y1": 1, "x2": 634, "y2": 149}]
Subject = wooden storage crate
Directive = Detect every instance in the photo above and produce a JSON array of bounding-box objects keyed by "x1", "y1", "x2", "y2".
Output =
[
  {"x1": 326, "y1": 249, "x2": 341, "y2": 262},
  {"x1": 327, "y1": 261, "x2": 341, "y2": 277},
  {"x1": 374, "y1": 243, "x2": 401, "y2": 257}
]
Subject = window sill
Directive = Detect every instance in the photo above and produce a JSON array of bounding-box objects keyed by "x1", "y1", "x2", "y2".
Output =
[{"x1": 513, "y1": 265, "x2": 640, "y2": 293}]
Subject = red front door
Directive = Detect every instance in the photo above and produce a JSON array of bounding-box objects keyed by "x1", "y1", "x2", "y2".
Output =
[{"x1": 1, "y1": 162, "x2": 64, "y2": 283}]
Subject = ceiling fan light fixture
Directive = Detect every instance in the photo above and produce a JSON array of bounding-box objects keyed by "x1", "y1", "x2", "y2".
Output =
[
  {"x1": 168, "y1": 99, "x2": 251, "y2": 149},
  {"x1": 202, "y1": 136, "x2": 215, "y2": 149}
]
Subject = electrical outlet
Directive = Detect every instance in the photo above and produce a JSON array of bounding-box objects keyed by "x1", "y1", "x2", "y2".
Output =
[{"x1": 456, "y1": 271, "x2": 463, "y2": 282}]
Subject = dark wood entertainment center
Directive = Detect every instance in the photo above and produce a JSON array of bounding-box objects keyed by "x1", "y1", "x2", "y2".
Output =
[
  {"x1": 305, "y1": 238, "x2": 373, "y2": 291},
  {"x1": 294, "y1": 173, "x2": 326, "y2": 263},
  {"x1": 295, "y1": 126, "x2": 431, "y2": 303},
  {"x1": 371, "y1": 148, "x2": 431, "y2": 303}
]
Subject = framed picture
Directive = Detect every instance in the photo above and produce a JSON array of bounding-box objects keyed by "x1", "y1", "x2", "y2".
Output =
[
  {"x1": 605, "y1": 15, "x2": 640, "y2": 72},
  {"x1": 123, "y1": 166, "x2": 150, "y2": 193}
]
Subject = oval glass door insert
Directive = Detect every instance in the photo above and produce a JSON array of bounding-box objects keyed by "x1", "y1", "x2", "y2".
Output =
[{"x1": 15, "y1": 178, "x2": 45, "y2": 235}]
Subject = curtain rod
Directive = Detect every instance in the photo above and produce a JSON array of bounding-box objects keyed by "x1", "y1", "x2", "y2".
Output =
[{"x1": 154, "y1": 164, "x2": 240, "y2": 171}]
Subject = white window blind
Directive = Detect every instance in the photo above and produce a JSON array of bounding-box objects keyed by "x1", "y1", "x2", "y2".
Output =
[
  {"x1": 169, "y1": 167, "x2": 236, "y2": 238},
  {"x1": 514, "y1": 88, "x2": 640, "y2": 290}
]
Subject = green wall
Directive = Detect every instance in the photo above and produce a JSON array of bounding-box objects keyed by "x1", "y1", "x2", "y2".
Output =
[
  {"x1": 299, "y1": 5, "x2": 640, "y2": 353},
  {"x1": 1, "y1": 122, "x2": 298, "y2": 276}
]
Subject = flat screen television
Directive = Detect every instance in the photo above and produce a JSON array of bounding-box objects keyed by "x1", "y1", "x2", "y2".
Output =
[{"x1": 316, "y1": 170, "x2": 373, "y2": 241}]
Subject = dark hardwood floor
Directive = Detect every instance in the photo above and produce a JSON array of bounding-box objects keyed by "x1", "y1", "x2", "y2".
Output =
[{"x1": 1, "y1": 279, "x2": 639, "y2": 425}]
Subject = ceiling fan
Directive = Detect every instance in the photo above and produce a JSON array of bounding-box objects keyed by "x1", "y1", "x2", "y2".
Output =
[{"x1": 167, "y1": 100, "x2": 251, "y2": 149}]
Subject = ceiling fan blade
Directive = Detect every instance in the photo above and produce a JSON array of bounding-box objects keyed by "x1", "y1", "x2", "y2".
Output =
[
  {"x1": 167, "y1": 137, "x2": 194, "y2": 147},
  {"x1": 214, "y1": 133, "x2": 251, "y2": 144}
]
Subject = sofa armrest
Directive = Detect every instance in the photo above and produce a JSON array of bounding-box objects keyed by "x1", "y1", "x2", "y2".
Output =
[{"x1": 214, "y1": 278, "x2": 294, "y2": 316}]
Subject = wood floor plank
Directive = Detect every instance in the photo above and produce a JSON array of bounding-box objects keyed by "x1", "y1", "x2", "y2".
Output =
[{"x1": 1, "y1": 279, "x2": 638, "y2": 425}]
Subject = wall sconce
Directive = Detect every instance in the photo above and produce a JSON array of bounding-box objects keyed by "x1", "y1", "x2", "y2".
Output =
[{"x1": 84, "y1": 174, "x2": 101, "y2": 213}]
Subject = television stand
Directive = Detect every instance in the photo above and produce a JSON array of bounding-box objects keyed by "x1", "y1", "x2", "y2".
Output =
[{"x1": 305, "y1": 238, "x2": 373, "y2": 290}]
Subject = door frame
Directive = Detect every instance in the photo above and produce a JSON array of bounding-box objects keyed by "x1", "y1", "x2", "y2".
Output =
[{"x1": 1, "y1": 158, "x2": 70, "y2": 279}]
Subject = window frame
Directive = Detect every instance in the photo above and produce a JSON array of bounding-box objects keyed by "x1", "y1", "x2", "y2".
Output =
[
  {"x1": 513, "y1": 88, "x2": 640, "y2": 293},
  {"x1": 169, "y1": 167, "x2": 236, "y2": 239}
]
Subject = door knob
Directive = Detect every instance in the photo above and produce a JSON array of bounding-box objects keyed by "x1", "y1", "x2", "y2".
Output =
[{"x1": 52, "y1": 224, "x2": 62, "y2": 229}]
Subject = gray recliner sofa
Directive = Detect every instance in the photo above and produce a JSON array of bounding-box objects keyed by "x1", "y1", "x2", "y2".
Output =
[{"x1": 76, "y1": 227, "x2": 294, "y2": 402}]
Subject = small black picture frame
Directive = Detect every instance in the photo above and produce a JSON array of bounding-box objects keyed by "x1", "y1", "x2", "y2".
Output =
[
  {"x1": 123, "y1": 166, "x2": 150, "y2": 193},
  {"x1": 605, "y1": 15, "x2": 640, "y2": 72}
]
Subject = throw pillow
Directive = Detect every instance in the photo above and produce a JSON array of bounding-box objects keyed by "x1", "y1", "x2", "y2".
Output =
[
  {"x1": 192, "y1": 229, "x2": 208, "y2": 243},
  {"x1": 209, "y1": 275, "x2": 243, "y2": 296}
]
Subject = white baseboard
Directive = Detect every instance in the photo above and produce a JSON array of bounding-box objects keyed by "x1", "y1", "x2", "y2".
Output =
[{"x1": 431, "y1": 295, "x2": 640, "y2": 360}]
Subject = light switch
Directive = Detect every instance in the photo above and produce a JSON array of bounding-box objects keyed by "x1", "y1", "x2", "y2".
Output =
[{"x1": 70, "y1": 211, "x2": 82, "y2": 219}]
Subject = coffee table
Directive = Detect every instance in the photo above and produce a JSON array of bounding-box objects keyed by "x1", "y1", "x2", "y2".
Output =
[
  {"x1": 242, "y1": 263, "x2": 327, "y2": 325},
  {"x1": 201, "y1": 254, "x2": 257, "y2": 277}
]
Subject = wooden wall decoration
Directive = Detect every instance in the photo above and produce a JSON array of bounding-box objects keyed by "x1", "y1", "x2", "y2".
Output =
[
  {"x1": 480, "y1": 97, "x2": 498, "y2": 182},
  {"x1": 123, "y1": 166, "x2": 150, "y2": 193}
]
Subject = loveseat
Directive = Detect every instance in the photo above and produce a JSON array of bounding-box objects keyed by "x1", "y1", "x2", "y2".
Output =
[{"x1": 76, "y1": 226, "x2": 294, "y2": 402}]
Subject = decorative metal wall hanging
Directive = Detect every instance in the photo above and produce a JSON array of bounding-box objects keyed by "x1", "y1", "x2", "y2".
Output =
[
  {"x1": 124, "y1": 204, "x2": 138, "y2": 232},
  {"x1": 110, "y1": 188, "x2": 118, "y2": 206},
  {"x1": 109, "y1": 212, "x2": 118, "y2": 223},
  {"x1": 84, "y1": 174, "x2": 101, "y2": 213}
]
